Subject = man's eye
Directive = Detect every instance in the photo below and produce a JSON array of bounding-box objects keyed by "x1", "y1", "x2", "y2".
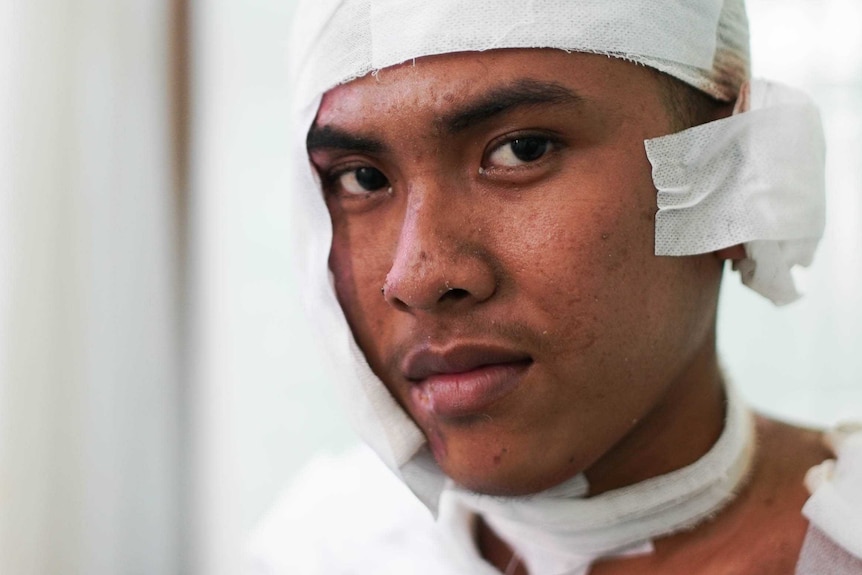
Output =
[
  {"x1": 486, "y1": 137, "x2": 552, "y2": 168},
  {"x1": 335, "y1": 167, "x2": 390, "y2": 195}
]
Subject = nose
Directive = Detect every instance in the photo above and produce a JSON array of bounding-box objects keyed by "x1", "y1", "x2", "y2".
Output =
[{"x1": 382, "y1": 191, "x2": 497, "y2": 313}]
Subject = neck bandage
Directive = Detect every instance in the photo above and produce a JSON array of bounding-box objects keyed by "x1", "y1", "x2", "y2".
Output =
[
  {"x1": 285, "y1": 0, "x2": 826, "y2": 556},
  {"x1": 438, "y1": 384, "x2": 754, "y2": 575}
]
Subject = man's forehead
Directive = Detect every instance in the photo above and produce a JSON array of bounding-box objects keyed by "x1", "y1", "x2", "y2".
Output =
[
  {"x1": 315, "y1": 51, "x2": 508, "y2": 123},
  {"x1": 313, "y1": 49, "x2": 643, "y2": 131}
]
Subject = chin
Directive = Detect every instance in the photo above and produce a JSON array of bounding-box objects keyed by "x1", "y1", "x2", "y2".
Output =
[
  {"x1": 444, "y1": 462, "x2": 584, "y2": 497},
  {"x1": 433, "y1": 434, "x2": 589, "y2": 496}
]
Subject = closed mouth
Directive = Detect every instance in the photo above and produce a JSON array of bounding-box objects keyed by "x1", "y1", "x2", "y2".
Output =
[{"x1": 402, "y1": 344, "x2": 533, "y2": 418}]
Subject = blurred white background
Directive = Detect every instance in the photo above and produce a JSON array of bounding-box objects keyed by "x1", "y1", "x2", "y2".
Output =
[{"x1": 1, "y1": 1, "x2": 860, "y2": 574}]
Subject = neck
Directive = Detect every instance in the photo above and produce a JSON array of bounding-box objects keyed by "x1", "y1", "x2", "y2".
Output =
[
  {"x1": 474, "y1": 332, "x2": 730, "y2": 573},
  {"x1": 477, "y1": 516, "x2": 529, "y2": 575},
  {"x1": 584, "y1": 332, "x2": 726, "y2": 496}
]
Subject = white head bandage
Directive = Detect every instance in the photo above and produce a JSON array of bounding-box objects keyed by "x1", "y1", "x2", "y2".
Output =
[
  {"x1": 286, "y1": 0, "x2": 826, "y2": 519},
  {"x1": 290, "y1": 0, "x2": 750, "y2": 102}
]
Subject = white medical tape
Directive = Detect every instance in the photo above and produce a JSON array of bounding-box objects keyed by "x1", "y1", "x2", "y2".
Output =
[
  {"x1": 801, "y1": 428, "x2": 862, "y2": 561},
  {"x1": 290, "y1": 0, "x2": 747, "y2": 104},
  {"x1": 645, "y1": 79, "x2": 826, "y2": 305},
  {"x1": 369, "y1": 0, "x2": 720, "y2": 68}
]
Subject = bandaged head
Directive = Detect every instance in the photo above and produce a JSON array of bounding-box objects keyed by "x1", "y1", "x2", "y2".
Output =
[{"x1": 286, "y1": 0, "x2": 826, "y2": 510}]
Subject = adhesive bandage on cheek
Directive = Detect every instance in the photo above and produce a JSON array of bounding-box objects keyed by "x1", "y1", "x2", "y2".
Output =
[{"x1": 645, "y1": 80, "x2": 826, "y2": 305}]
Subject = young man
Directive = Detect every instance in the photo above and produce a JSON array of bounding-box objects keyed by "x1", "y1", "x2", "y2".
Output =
[{"x1": 249, "y1": 1, "x2": 861, "y2": 573}]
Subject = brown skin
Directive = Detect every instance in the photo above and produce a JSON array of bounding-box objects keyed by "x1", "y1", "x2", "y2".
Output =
[{"x1": 309, "y1": 49, "x2": 828, "y2": 572}]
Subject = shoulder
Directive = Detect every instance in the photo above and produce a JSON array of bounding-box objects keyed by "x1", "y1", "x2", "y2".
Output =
[
  {"x1": 733, "y1": 417, "x2": 862, "y2": 573},
  {"x1": 724, "y1": 417, "x2": 831, "y2": 572},
  {"x1": 799, "y1": 423, "x2": 862, "y2": 567},
  {"x1": 640, "y1": 417, "x2": 836, "y2": 574},
  {"x1": 245, "y1": 445, "x2": 465, "y2": 575}
]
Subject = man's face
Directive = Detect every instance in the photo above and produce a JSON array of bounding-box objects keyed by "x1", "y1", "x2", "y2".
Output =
[{"x1": 309, "y1": 50, "x2": 723, "y2": 495}]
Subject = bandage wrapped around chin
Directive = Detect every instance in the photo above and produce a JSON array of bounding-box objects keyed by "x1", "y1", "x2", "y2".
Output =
[{"x1": 286, "y1": 0, "x2": 827, "y2": 505}]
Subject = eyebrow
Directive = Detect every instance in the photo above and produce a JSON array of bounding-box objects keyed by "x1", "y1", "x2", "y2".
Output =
[
  {"x1": 441, "y1": 79, "x2": 584, "y2": 133},
  {"x1": 305, "y1": 78, "x2": 585, "y2": 153},
  {"x1": 306, "y1": 125, "x2": 387, "y2": 154}
]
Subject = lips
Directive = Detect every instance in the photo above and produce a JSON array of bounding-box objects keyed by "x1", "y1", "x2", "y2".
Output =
[{"x1": 402, "y1": 344, "x2": 532, "y2": 419}]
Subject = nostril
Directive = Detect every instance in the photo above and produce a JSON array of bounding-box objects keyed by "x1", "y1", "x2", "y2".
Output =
[{"x1": 439, "y1": 287, "x2": 470, "y2": 303}]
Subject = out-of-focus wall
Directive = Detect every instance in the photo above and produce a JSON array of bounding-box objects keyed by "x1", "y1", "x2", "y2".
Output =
[
  {"x1": 188, "y1": 3, "x2": 357, "y2": 571},
  {"x1": 0, "y1": 2, "x2": 181, "y2": 574}
]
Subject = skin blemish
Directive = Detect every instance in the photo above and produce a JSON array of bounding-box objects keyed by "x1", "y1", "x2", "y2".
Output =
[
  {"x1": 426, "y1": 426, "x2": 448, "y2": 460},
  {"x1": 601, "y1": 233, "x2": 610, "y2": 240},
  {"x1": 493, "y1": 447, "x2": 509, "y2": 466},
  {"x1": 577, "y1": 332, "x2": 597, "y2": 351}
]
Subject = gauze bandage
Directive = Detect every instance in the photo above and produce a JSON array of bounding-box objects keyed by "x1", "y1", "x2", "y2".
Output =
[
  {"x1": 290, "y1": 0, "x2": 750, "y2": 102},
  {"x1": 646, "y1": 80, "x2": 826, "y2": 305},
  {"x1": 801, "y1": 424, "x2": 862, "y2": 563},
  {"x1": 285, "y1": 0, "x2": 825, "y2": 562},
  {"x1": 438, "y1": 385, "x2": 754, "y2": 575}
]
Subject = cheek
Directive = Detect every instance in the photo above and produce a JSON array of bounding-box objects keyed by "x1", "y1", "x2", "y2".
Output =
[
  {"x1": 328, "y1": 239, "x2": 358, "y2": 311},
  {"x1": 327, "y1": 224, "x2": 390, "y2": 353},
  {"x1": 496, "y1": 164, "x2": 667, "y2": 371},
  {"x1": 328, "y1": 204, "x2": 421, "y2": 376},
  {"x1": 505, "y1": 179, "x2": 654, "y2": 306}
]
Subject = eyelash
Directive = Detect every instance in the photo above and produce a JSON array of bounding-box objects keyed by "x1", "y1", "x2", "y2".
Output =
[
  {"x1": 321, "y1": 161, "x2": 390, "y2": 198},
  {"x1": 483, "y1": 131, "x2": 561, "y2": 166},
  {"x1": 317, "y1": 130, "x2": 564, "y2": 199}
]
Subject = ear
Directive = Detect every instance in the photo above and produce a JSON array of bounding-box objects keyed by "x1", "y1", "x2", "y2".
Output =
[{"x1": 714, "y1": 244, "x2": 746, "y2": 261}]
